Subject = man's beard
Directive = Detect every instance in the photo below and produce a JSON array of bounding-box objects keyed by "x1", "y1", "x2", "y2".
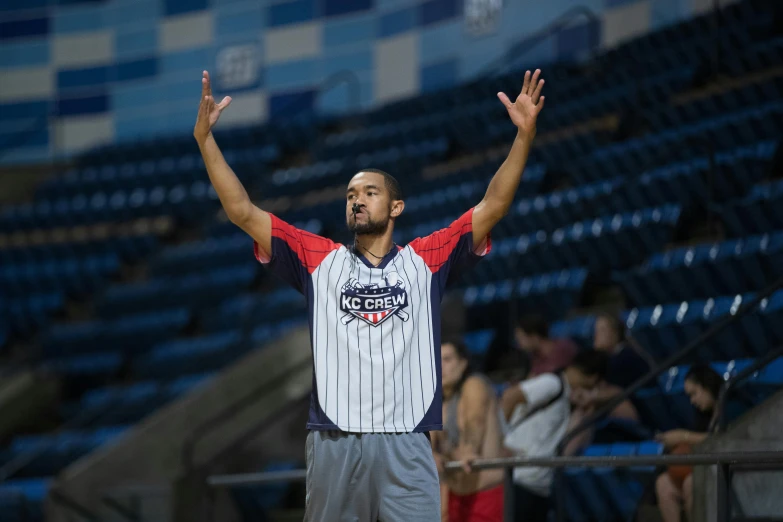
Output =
[{"x1": 348, "y1": 214, "x2": 389, "y2": 236}]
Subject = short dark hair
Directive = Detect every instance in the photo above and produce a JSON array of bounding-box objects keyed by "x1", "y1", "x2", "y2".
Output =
[
  {"x1": 685, "y1": 364, "x2": 724, "y2": 401},
  {"x1": 358, "y1": 168, "x2": 403, "y2": 201},
  {"x1": 570, "y1": 350, "x2": 609, "y2": 379},
  {"x1": 443, "y1": 337, "x2": 472, "y2": 390},
  {"x1": 443, "y1": 337, "x2": 470, "y2": 360},
  {"x1": 517, "y1": 315, "x2": 550, "y2": 338}
]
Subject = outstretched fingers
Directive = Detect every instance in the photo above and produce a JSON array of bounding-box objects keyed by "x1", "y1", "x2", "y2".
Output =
[
  {"x1": 497, "y1": 92, "x2": 514, "y2": 111},
  {"x1": 531, "y1": 78, "x2": 545, "y2": 104},
  {"x1": 534, "y1": 96, "x2": 546, "y2": 115},
  {"x1": 216, "y1": 96, "x2": 232, "y2": 111},
  {"x1": 203, "y1": 70, "x2": 213, "y2": 98},
  {"x1": 527, "y1": 69, "x2": 541, "y2": 95},
  {"x1": 521, "y1": 70, "x2": 531, "y2": 97}
]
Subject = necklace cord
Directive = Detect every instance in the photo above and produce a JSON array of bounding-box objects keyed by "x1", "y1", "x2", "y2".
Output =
[{"x1": 354, "y1": 237, "x2": 395, "y2": 260}]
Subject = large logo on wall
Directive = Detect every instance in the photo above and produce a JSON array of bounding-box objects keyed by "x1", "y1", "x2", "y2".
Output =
[
  {"x1": 340, "y1": 273, "x2": 410, "y2": 327},
  {"x1": 216, "y1": 44, "x2": 260, "y2": 91},
  {"x1": 465, "y1": 0, "x2": 502, "y2": 36}
]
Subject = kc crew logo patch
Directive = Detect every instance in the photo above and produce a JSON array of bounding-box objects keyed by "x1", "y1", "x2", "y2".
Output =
[{"x1": 340, "y1": 272, "x2": 410, "y2": 327}]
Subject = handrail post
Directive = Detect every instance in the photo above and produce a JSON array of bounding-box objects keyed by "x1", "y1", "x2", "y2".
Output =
[
  {"x1": 503, "y1": 467, "x2": 514, "y2": 521},
  {"x1": 555, "y1": 469, "x2": 567, "y2": 522},
  {"x1": 716, "y1": 462, "x2": 732, "y2": 522}
]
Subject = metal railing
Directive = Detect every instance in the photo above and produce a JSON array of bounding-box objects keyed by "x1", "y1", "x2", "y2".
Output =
[
  {"x1": 206, "y1": 451, "x2": 783, "y2": 487},
  {"x1": 205, "y1": 451, "x2": 783, "y2": 522}
]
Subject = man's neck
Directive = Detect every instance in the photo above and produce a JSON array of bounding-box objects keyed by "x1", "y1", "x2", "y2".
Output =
[
  {"x1": 443, "y1": 384, "x2": 457, "y2": 400},
  {"x1": 355, "y1": 232, "x2": 394, "y2": 266}
]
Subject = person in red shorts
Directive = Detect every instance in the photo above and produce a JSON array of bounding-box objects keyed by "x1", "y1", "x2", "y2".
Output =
[{"x1": 432, "y1": 339, "x2": 505, "y2": 522}]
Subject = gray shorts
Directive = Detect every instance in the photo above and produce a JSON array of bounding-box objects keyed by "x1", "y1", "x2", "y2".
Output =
[{"x1": 304, "y1": 430, "x2": 440, "y2": 522}]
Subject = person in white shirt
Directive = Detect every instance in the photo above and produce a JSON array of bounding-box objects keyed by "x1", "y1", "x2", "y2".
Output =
[{"x1": 500, "y1": 350, "x2": 609, "y2": 522}]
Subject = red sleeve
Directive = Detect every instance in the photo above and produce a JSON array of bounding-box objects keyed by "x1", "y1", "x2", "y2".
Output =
[
  {"x1": 408, "y1": 207, "x2": 491, "y2": 289},
  {"x1": 254, "y1": 214, "x2": 340, "y2": 293}
]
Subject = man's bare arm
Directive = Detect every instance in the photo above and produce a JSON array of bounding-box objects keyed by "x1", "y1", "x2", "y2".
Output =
[
  {"x1": 472, "y1": 69, "x2": 545, "y2": 245},
  {"x1": 194, "y1": 71, "x2": 272, "y2": 254},
  {"x1": 459, "y1": 377, "x2": 492, "y2": 452},
  {"x1": 500, "y1": 382, "x2": 528, "y2": 422}
]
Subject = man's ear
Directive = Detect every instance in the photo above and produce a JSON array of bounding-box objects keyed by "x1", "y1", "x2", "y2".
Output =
[{"x1": 391, "y1": 200, "x2": 405, "y2": 218}]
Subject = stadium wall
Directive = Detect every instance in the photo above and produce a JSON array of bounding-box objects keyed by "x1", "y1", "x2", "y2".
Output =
[{"x1": 1, "y1": 0, "x2": 734, "y2": 165}]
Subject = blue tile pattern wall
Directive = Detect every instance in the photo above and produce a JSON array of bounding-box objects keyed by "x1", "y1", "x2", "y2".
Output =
[{"x1": 0, "y1": 0, "x2": 736, "y2": 164}]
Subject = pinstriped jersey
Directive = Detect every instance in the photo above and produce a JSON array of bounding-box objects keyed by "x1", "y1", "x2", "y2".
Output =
[{"x1": 254, "y1": 207, "x2": 491, "y2": 433}]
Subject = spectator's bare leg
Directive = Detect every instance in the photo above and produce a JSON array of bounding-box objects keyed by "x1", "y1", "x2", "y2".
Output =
[
  {"x1": 656, "y1": 473, "x2": 682, "y2": 522},
  {"x1": 682, "y1": 474, "x2": 694, "y2": 520}
]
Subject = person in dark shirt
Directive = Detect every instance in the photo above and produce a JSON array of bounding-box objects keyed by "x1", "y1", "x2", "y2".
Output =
[
  {"x1": 563, "y1": 313, "x2": 654, "y2": 454},
  {"x1": 595, "y1": 313, "x2": 654, "y2": 388}
]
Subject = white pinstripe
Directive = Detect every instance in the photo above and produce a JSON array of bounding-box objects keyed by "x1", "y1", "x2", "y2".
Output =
[{"x1": 311, "y1": 246, "x2": 435, "y2": 432}]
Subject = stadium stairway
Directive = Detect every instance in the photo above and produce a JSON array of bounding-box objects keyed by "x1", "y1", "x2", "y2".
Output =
[
  {"x1": 40, "y1": 326, "x2": 313, "y2": 522},
  {"x1": 693, "y1": 388, "x2": 783, "y2": 521}
]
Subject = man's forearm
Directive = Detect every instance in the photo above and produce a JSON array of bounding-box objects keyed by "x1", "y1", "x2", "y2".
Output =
[
  {"x1": 501, "y1": 384, "x2": 526, "y2": 421},
  {"x1": 481, "y1": 131, "x2": 534, "y2": 218},
  {"x1": 461, "y1": 417, "x2": 486, "y2": 452},
  {"x1": 198, "y1": 133, "x2": 253, "y2": 223}
]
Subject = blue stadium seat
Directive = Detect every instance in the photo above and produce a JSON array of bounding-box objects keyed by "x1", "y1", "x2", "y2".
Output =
[
  {"x1": 564, "y1": 441, "x2": 663, "y2": 522},
  {"x1": 6, "y1": 426, "x2": 128, "y2": 478},
  {"x1": 463, "y1": 268, "x2": 587, "y2": 320},
  {"x1": 463, "y1": 329, "x2": 495, "y2": 355},
  {"x1": 44, "y1": 352, "x2": 123, "y2": 377},
  {"x1": 42, "y1": 308, "x2": 191, "y2": 357},
  {"x1": 134, "y1": 330, "x2": 245, "y2": 379},
  {"x1": 0, "y1": 478, "x2": 50, "y2": 522},
  {"x1": 71, "y1": 381, "x2": 165, "y2": 427},
  {"x1": 550, "y1": 315, "x2": 596, "y2": 347},
  {"x1": 97, "y1": 263, "x2": 257, "y2": 318},
  {"x1": 166, "y1": 373, "x2": 215, "y2": 398}
]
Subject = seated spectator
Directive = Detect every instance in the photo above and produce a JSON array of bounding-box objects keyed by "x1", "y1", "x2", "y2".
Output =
[
  {"x1": 514, "y1": 315, "x2": 578, "y2": 378},
  {"x1": 594, "y1": 313, "x2": 655, "y2": 388},
  {"x1": 500, "y1": 350, "x2": 609, "y2": 522},
  {"x1": 655, "y1": 364, "x2": 723, "y2": 522},
  {"x1": 432, "y1": 339, "x2": 505, "y2": 522},
  {"x1": 563, "y1": 313, "x2": 653, "y2": 454}
]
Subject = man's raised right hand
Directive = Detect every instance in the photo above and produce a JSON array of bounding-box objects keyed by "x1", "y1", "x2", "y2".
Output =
[{"x1": 193, "y1": 70, "x2": 232, "y2": 144}]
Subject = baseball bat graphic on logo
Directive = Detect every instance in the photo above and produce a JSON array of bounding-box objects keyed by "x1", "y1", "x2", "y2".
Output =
[{"x1": 340, "y1": 274, "x2": 409, "y2": 325}]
